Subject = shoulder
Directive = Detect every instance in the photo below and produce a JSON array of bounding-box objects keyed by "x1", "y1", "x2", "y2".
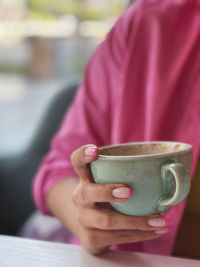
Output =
[
  {"x1": 111, "y1": 0, "x2": 178, "y2": 43},
  {"x1": 115, "y1": 0, "x2": 191, "y2": 47},
  {"x1": 128, "y1": 0, "x2": 183, "y2": 16},
  {"x1": 123, "y1": 0, "x2": 186, "y2": 26}
]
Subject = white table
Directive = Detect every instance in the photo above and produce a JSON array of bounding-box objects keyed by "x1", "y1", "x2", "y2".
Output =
[{"x1": 0, "y1": 235, "x2": 199, "y2": 267}]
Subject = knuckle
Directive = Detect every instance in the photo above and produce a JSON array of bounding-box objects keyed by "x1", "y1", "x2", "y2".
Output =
[
  {"x1": 76, "y1": 212, "x2": 85, "y2": 228},
  {"x1": 133, "y1": 217, "x2": 147, "y2": 230},
  {"x1": 79, "y1": 184, "x2": 88, "y2": 204},
  {"x1": 84, "y1": 230, "x2": 98, "y2": 248},
  {"x1": 118, "y1": 230, "x2": 131, "y2": 243},
  {"x1": 72, "y1": 189, "x2": 79, "y2": 206},
  {"x1": 133, "y1": 217, "x2": 140, "y2": 228},
  {"x1": 73, "y1": 184, "x2": 88, "y2": 206},
  {"x1": 70, "y1": 149, "x2": 83, "y2": 171},
  {"x1": 99, "y1": 212, "x2": 113, "y2": 229}
]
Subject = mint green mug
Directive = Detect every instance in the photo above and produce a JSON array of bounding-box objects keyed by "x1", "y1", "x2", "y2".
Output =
[{"x1": 90, "y1": 142, "x2": 192, "y2": 216}]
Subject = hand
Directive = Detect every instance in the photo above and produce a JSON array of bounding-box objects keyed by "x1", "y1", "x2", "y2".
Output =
[{"x1": 71, "y1": 144, "x2": 168, "y2": 254}]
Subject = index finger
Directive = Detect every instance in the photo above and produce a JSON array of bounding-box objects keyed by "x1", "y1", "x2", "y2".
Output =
[{"x1": 71, "y1": 144, "x2": 98, "y2": 182}]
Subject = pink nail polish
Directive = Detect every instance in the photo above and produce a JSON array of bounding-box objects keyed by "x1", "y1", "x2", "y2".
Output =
[
  {"x1": 127, "y1": 188, "x2": 132, "y2": 198},
  {"x1": 148, "y1": 217, "x2": 166, "y2": 227},
  {"x1": 112, "y1": 188, "x2": 132, "y2": 199},
  {"x1": 92, "y1": 148, "x2": 98, "y2": 156},
  {"x1": 85, "y1": 146, "x2": 98, "y2": 156}
]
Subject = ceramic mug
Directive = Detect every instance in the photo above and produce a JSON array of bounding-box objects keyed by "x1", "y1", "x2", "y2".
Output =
[{"x1": 90, "y1": 141, "x2": 192, "y2": 216}]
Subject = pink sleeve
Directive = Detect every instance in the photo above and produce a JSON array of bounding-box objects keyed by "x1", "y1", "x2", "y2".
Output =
[{"x1": 32, "y1": 7, "x2": 134, "y2": 214}]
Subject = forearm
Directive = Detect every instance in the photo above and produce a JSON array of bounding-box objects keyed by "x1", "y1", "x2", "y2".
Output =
[{"x1": 46, "y1": 176, "x2": 80, "y2": 237}]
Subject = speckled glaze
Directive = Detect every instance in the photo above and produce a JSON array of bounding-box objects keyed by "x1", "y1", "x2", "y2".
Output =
[{"x1": 90, "y1": 142, "x2": 192, "y2": 216}]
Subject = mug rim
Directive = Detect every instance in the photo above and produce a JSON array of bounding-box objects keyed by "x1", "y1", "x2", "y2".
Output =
[{"x1": 98, "y1": 141, "x2": 192, "y2": 160}]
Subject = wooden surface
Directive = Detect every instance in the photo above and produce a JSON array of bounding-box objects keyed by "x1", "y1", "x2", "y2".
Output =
[{"x1": 0, "y1": 235, "x2": 200, "y2": 267}]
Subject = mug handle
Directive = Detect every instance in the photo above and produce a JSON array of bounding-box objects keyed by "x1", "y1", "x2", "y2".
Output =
[{"x1": 159, "y1": 161, "x2": 191, "y2": 207}]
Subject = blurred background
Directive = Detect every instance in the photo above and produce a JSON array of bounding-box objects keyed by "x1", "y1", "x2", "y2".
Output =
[
  {"x1": 0, "y1": 0, "x2": 130, "y2": 157},
  {"x1": 0, "y1": 0, "x2": 132, "y2": 237}
]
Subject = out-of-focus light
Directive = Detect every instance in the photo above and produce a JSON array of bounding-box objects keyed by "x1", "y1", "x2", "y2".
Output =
[
  {"x1": 0, "y1": 15, "x2": 78, "y2": 46},
  {"x1": 79, "y1": 20, "x2": 115, "y2": 39},
  {"x1": 0, "y1": 74, "x2": 25, "y2": 101}
]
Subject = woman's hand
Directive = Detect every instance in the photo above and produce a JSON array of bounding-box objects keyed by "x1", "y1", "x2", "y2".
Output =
[{"x1": 70, "y1": 145, "x2": 168, "y2": 254}]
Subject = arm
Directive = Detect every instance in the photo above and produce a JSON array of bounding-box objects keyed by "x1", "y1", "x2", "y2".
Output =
[{"x1": 46, "y1": 177, "x2": 80, "y2": 238}]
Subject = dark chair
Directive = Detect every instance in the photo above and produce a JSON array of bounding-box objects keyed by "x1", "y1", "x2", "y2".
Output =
[{"x1": 0, "y1": 79, "x2": 79, "y2": 235}]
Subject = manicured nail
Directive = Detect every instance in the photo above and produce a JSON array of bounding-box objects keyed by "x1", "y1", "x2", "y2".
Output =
[
  {"x1": 155, "y1": 228, "x2": 169, "y2": 235},
  {"x1": 148, "y1": 217, "x2": 167, "y2": 227},
  {"x1": 112, "y1": 188, "x2": 131, "y2": 199},
  {"x1": 85, "y1": 146, "x2": 97, "y2": 156}
]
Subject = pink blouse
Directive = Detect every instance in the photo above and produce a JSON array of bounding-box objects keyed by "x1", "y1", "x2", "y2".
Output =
[{"x1": 33, "y1": 0, "x2": 200, "y2": 255}]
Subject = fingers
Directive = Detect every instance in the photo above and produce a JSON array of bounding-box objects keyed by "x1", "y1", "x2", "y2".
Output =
[
  {"x1": 72, "y1": 183, "x2": 131, "y2": 207},
  {"x1": 71, "y1": 144, "x2": 169, "y2": 256},
  {"x1": 78, "y1": 208, "x2": 167, "y2": 231},
  {"x1": 101, "y1": 228, "x2": 168, "y2": 246},
  {"x1": 71, "y1": 144, "x2": 97, "y2": 181},
  {"x1": 81, "y1": 228, "x2": 168, "y2": 254},
  {"x1": 71, "y1": 145, "x2": 132, "y2": 207}
]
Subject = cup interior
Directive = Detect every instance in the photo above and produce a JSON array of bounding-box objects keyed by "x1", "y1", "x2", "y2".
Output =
[{"x1": 99, "y1": 142, "x2": 191, "y2": 157}]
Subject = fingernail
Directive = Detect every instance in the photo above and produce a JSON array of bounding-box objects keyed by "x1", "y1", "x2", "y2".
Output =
[
  {"x1": 112, "y1": 188, "x2": 131, "y2": 199},
  {"x1": 148, "y1": 217, "x2": 167, "y2": 227},
  {"x1": 155, "y1": 228, "x2": 169, "y2": 235},
  {"x1": 85, "y1": 146, "x2": 97, "y2": 156}
]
